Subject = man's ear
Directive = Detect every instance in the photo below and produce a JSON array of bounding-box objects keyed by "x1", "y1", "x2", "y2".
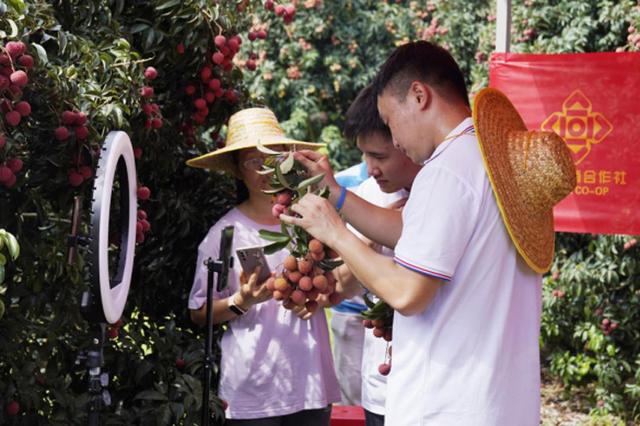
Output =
[{"x1": 409, "y1": 81, "x2": 431, "y2": 111}]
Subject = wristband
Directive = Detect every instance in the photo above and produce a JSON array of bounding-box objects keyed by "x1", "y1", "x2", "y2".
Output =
[
  {"x1": 335, "y1": 186, "x2": 347, "y2": 211},
  {"x1": 228, "y1": 295, "x2": 248, "y2": 316}
]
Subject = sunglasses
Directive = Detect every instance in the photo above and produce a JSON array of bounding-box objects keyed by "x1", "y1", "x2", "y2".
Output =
[{"x1": 241, "y1": 157, "x2": 266, "y2": 171}]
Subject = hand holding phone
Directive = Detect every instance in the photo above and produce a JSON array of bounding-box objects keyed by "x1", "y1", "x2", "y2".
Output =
[{"x1": 236, "y1": 246, "x2": 272, "y2": 283}]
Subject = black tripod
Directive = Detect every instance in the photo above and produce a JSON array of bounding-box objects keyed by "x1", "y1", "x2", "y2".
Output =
[
  {"x1": 75, "y1": 322, "x2": 111, "y2": 426},
  {"x1": 68, "y1": 196, "x2": 112, "y2": 426},
  {"x1": 201, "y1": 226, "x2": 234, "y2": 426}
]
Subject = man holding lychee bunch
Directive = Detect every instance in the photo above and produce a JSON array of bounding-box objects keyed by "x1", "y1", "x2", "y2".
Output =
[
  {"x1": 334, "y1": 83, "x2": 421, "y2": 426},
  {"x1": 282, "y1": 41, "x2": 576, "y2": 425}
]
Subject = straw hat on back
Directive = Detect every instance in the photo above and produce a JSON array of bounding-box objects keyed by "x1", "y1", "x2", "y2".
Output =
[
  {"x1": 186, "y1": 107, "x2": 325, "y2": 175},
  {"x1": 473, "y1": 88, "x2": 577, "y2": 273}
]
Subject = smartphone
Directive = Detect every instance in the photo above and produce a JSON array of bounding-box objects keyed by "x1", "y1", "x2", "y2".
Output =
[{"x1": 235, "y1": 246, "x2": 272, "y2": 283}]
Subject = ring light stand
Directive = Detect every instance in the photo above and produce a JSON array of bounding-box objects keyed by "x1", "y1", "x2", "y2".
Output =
[
  {"x1": 68, "y1": 131, "x2": 137, "y2": 426},
  {"x1": 201, "y1": 225, "x2": 234, "y2": 426}
]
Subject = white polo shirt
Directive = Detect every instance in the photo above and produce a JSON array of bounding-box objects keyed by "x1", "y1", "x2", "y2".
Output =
[
  {"x1": 350, "y1": 177, "x2": 409, "y2": 416},
  {"x1": 387, "y1": 118, "x2": 542, "y2": 425}
]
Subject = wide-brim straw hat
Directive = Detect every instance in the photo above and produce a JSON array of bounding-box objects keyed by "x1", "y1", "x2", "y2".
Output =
[
  {"x1": 186, "y1": 107, "x2": 325, "y2": 175},
  {"x1": 473, "y1": 88, "x2": 577, "y2": 273}
]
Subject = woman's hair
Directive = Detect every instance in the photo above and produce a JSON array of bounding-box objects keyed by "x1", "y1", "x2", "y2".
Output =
[
  {"x1": 235, "y1": 179, "x2": 250, "y2": 204},
  {"x1": 232, "y1": 150, "x2": 250, "y2": 204}
]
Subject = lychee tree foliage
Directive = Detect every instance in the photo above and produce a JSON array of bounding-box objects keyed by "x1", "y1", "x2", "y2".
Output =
[
  {"x1": 245, "y1": 0, "x2": 640, "y2": 421},
  {"x1": 0, "y1": 0, "x2": 277, "y2": 424},
  {"x1": 243, "y1": 0, "x2": 492, "y2": 170}
]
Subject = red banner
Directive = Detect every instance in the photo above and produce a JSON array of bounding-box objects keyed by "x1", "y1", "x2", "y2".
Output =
[{"x1": 490, "y1": 52, "x2": 640, "y2": 235}]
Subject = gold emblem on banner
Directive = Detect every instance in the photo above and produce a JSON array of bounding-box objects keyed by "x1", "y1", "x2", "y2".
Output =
[{"x1": 541, "y1": 90, "x2": 613, "y2": 165}]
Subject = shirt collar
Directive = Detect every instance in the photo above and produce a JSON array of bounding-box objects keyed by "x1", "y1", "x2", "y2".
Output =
[{"x1": 422, "y1": 117, "x2": 474, "y2": 166}]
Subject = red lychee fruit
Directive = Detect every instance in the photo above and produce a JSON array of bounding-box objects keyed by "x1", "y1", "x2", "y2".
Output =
[
  {"x1": 7, "y1": 158, "x2": 23, "y2": 173},
  {"x1": 214, "y1": 35, "x2": 227, "y2": 48},
  {"x1": 212, "y1": 52, "x2": 225, "y2": 65},
  {"x1": 137, "y1": 186, "x2": 151, "y2": 200},
  {"x1": 14, "y1": 101, "x2": 31, "y2": 117},
  {"x1": 18, "y1": 54, "x2": 34, "y2": 69},
  {"x1": 10, "y1": 70, "x2": 28, "y2": 87},
  {"x1": 68, "y1": 170, "x2": 84, "y2": 187},
  {"x1": 5, "y1": 110, "x2": 21, "y2": 126},
  {"x1": 62, "y1": 110, "x2": 77, "y2": 125},
  {"x1": 6, "y1": 400, "x2": 20, "y2": 416},
  {"x1": 378, "y1": 363, "x2": 391, "y2": 376},
  {"x1": 54, "y1": 126, "x2": 70, "y2": 141},
  {"x1": 144, "y1": 66, "x2": 158, "y2": 80}
]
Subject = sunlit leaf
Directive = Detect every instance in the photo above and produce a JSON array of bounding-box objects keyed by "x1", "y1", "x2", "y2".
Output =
[
  {"x1": 32, "y1": 43, "x2": 48, "y2": 65},
  {"x1": 296, "y1": 173, "x2": 324, "y2": 192},
  {"x1": 279, "y1": 152, "x2": 294, "y2": 174},
  {"x1": 256, "y1": 139, "x2": 281, "y2": 155}
]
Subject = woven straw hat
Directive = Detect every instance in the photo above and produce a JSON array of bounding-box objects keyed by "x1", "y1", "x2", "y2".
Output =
[
  {"x1": 473, "y1": 88, "x2": 576, "y2": 273},
  {"x1": 186, "y1": 107, "x2": 325, "y2": 175}
]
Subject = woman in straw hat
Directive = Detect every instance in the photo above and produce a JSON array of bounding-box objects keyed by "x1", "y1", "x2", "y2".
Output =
[
  {"x1": 279, "y1": 41, "x2": 576, "y2": 425},
  {"x1": 187, "y1": 108, "x2": 340, "y2": 424}
]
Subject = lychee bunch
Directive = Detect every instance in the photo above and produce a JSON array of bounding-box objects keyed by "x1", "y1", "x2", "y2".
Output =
[
  {"x1": 265, "y1": 240, "x2": 342, "y2": 313},
  {"x1": 258, "y1": 149, "x2": 344, "y2": 312},
  {"x1": 141, "y1": 66, "x2": 163, "y2": 130},
  {"x1": 57, "y1": 110, "x2": 94, "y2": 188},
  {"x1": 135, "y1": 208, "x2": 151, "y2": 244},
  {"x1": 268, "y1": 2, "x2": 296, "y2": 24},
  {"x1": 0, "y1": 40, "x2": 35, "y2": 188},
  {"x1": 362, "y1": 295, "x2": 394, "y2": 375}
]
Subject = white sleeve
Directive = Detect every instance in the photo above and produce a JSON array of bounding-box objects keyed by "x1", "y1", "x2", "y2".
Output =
[
  {"x1": 394, "y1": 166, "x2": 480, "y2": 281},
  {"x1": 187, "y1": 227, "x2": 225, "y2": 310}
]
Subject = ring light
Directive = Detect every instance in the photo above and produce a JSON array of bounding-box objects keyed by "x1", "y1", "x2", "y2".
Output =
[{"x1": 87, "y1": 131, "x2": 137, "y2": 324}]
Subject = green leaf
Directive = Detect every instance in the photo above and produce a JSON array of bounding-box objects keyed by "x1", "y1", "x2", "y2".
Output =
[
  {"x1": 156, "y1": 0, "x2": 181, "y2": 10},
  {"x1": 280, "y1": 153, "x2": 294, "y2": 174},
  {"x1": 362, "y1": 293, "x2": 376, "y2": 309},
  {"x1": 263, "y1": 187, "x2": 285, "y2": 194},
  {"x1": 32, "y1": 43, "x2": 48, "y2": 65},
  {"x1": 134, "y1": 361, "x2": 154, "y2": 384},
  {"x1": 274, "y1": 164, "x2": 292, "y2": 189},
  {"x1": 319, "y1": 258, "x2": 343, "y2": 270},
  {"x1": 6, "y1": 0, "x2": 25, "y2": 12},
  {"x1": 256, "y1": 167, "x2": 274, "y2": 176},
  {"x1": 4, "y1": 232, "x2": 19, "y2": 260},
  {"x1": 316, "y1": 185, "x2": 331, "y2": 198},
  {"x1": 259, "y1": 229, "x2": 290, "y2": 243},
  {"x1": 263, "y1": 240, "x2": 289, "y2": 255},
  {"x1": 0, "y1": 298, "x2": 4, "y2": 319},
  {"x1": 130, "y1": 23, "x2": 150, "y2": 34},
  {"x1": 6, "y1": 18, "x2": 18, "y2": 38},
  {"x1": 0, "y1": 266, "x2": 4, "y2": 285},
  {"x1": 0, "y1": 253, "x2": 5, "y2": 266},
  {"x1": 297, "y1": 173, "x2": 325, "y2": 192},
  {"x1": 134, "y1": 390, "x2": 169, "y2": 401},
  {"x1": 256, "y1": 139, "x2": 281, "y2": 155}
]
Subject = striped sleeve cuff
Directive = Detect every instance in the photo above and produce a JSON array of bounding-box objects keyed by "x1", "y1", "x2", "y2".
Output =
[{"x1": 394, "y1": 256, "x2": 452, "y2": 282}]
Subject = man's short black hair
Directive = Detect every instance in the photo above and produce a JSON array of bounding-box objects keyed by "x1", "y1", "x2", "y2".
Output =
[
  {"x1": 343, "y1": 84, "x2": 392, "y2": 142},
  {"x1": 373, "y1": 41, "x2": 469, "y2": 107}
]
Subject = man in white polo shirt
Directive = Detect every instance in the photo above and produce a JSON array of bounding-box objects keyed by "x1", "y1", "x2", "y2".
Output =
[{"x1": 282, "y1": 41, "x2": 576, "y2": 425}]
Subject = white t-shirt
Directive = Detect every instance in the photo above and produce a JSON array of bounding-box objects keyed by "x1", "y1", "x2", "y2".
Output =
[
  {"x1": 188, "y1": 208, "x2": 341, "y2": 419},
  {"x1": 351, "y1": 177, "x2": 409, "y2": 416},
  {"x1": 387, "y1": 118, "x2": 542, "y2": 425}
]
